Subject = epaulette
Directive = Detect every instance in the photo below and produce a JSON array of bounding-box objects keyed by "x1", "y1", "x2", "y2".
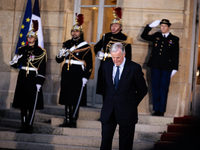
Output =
[
  {"x1": 17, "y1": 45, "x2": 26, "y2": 49},
  {"x1": 126, "y1": 37, "x2": 133, "y2": 44}
]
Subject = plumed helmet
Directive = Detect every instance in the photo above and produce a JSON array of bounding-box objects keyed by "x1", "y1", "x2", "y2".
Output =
[
  {"x1": 110, "y1": 7, "x2": 122, "y2": 26},
  {"x1": 71, "y1": 13, "x2": 84, "y2": 32},
  {"x1": 26, "y1": 20, "x2": 38, "y2": 38}
]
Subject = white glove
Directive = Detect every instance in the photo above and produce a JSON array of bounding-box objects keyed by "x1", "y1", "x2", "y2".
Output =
[
  {"x1": 9, "y1": 54, "x2": 23, "y2": 65},
  {"x1": 82, "y1": 78, "x2": 88, "y2": 87},
  {"x1": 171, "y1": 70, "x2": 177, "y2": 78},
  {"x1": 149, "y1": 20, "x2": 161, "y2": 28},
  {"x1": 57, "y1": 48, "x2": 67, "y2": 58},
  {"x1": 96, "y1": 51, "x2": 104, "y2": 60},
  {"x1": 36, "y1": 84, "x2": 41, "y2": 92}
]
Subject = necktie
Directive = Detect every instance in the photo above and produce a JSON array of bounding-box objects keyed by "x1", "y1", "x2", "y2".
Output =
[
  {"x1": 163, "y1": 35, "x2": 166, "y2": 38},
  {"x1": 114, "y1": 66, "x2": 120, "y2": 90}
]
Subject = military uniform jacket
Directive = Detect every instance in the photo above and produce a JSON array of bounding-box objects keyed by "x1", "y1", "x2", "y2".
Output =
[
  {"x1": 94, "y1": 32, "x2": 132, "y2": 95},
  {"x1": 141, "y1": 25, "x2": 179, "y2": 72},
  {"x1": 94, "y1": 31, "x2": 132, "y2": 60},
  {"x1": 11, "y1": 44, "x2": 47, "y2": 110},
  {"x1": 56, "y1": 38, "x2": 93, "y2": 106}
]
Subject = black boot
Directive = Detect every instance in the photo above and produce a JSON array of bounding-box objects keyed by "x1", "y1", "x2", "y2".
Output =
[
  {"x1": 59, "y1": 119, "x2": 71, "y2": 127},
  {"x1": 26, "y1": 125, "x2": 33, "y2": 134},
  {"x1": 71, "y1": 119, "x2": 77, "y2": 128},
  {"x1": 16, "y1": 110, "x2": 28, "y2": 133}
]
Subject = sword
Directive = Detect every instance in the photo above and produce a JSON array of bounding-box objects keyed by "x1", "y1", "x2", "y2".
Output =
[
  {"x1": 73, "y1": 84, "x2": 84, "y2": 118},
  {"x1": 29, "y1": 89, "x2": 39, "y2": 125}
]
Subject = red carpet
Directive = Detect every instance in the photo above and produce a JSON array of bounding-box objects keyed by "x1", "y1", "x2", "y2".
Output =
[{"x1": 154, "y1": 116, "x2": 200, "y2": 150}]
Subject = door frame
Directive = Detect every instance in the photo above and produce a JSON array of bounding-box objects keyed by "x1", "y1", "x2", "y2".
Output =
[{"x1": 190, "y1": 0, "x2": 200, "y2": 115}]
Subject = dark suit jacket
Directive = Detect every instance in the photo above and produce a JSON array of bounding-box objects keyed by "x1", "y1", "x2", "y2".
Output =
[
  {"x1": 100, "y1": 59, "x2": 148, "y2": 126},
  {"x1": 141, "y1": 25, "x2": 179, "y2": 71}
]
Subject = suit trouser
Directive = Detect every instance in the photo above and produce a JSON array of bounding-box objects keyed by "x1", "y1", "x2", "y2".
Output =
[
  {"x1": 100, "y1": 110, "x2": 135, "y2": 150},
  {"x1": 151, "y1": 68, "x2": 171, "y2": 113}
]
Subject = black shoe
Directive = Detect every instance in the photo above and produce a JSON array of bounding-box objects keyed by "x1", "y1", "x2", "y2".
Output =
[
  {"x1": 26, "y1": 125, "x2": 33, "y2": 134},
  {"x1": 152, "y1": 111, "x2": 160, "y2": 116},
  {"x1": 16, "y1": 127, "x2": 27, "y2": 133},
  {"x1": 59, "y1": 123, "x2": 71, "y2": 127},
  {"x1": 159, "y1": 112, "x2": 164, "y2": 116},
  {"x1": 16, "y1": 125, "x2": 32, "y2": 134}
]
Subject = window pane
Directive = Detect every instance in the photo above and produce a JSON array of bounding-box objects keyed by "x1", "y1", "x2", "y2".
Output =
[
  {"x1": 102, "y1": 7, "x2": 114, "y2": 34},
  {"x1": 104, "y1": 0, "x2": 116, "y2": 5},
  {"x1": 81, "y1": 7, "x2": 98, "y2": 43},
  {"x1": 81, "y1": 0, "x2": 99, "y2": 5}
]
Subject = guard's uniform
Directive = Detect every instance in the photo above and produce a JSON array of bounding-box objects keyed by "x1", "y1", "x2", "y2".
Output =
[
  {"x1": 141, "y1": 24, "x2": 179, "y2": 114},
  {"x1": 56, "y1": 38, "x2": 93, "y2": 124},
  {"x1": 94, "y1": 31, "x2": 132, "y2": 96},
  {"x1": 11, "y1": 43, "x2": 47, "y2": 130}
]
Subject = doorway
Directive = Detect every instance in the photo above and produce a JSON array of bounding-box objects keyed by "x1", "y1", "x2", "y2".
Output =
[{"x1": 74, "y1": 0, "x2": 117, "y2": 107}]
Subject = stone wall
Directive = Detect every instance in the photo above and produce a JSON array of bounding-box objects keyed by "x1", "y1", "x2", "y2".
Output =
[{"x1": 0, "y1": 0, "x2": 195, "y2": 117}]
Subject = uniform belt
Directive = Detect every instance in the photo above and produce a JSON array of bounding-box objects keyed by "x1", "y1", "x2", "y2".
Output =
[
  {"x1": 21, "y1": 66, "x2": 38, "y2": 74},
  {"x1": 65, "y1": 59, "x2": 84, "y2": 70}
]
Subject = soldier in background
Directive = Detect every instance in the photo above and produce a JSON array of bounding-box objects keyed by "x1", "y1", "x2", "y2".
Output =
[
  {"x1": 10, "y1": 21, "x2": 47, "y2": 133},
  {"x1": 56, "y1": 14, "x2": 93, "y2": 128},
  {"x1": 141, "y1": 19, "x2": 179, "y2": 116},
  {"x1": 94, "y1": 7, "x2": 132, "y2": 100}
]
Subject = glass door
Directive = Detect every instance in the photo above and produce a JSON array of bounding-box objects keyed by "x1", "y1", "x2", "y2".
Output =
[{"x1": 74, "y1": 0, "x2": 117, "y2": 106}]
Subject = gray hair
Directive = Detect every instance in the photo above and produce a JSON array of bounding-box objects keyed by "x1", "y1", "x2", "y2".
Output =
[{"x1": 109, "y1": 42, "x2": 125, "y2": 55}]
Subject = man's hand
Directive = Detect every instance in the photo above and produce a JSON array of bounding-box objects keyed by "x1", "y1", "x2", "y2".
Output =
[
  {"x1": 149, "y1": 20, "x2": 161, "y2": 28},
  {"x1": 171, "y1": 70, "x2": 177, "y2": 78},
  {"x1": 96, "y1": 51, "x2": 104, "y2": 60},
  {"x1": 82, "y1": 78, "x2": 88, "y2": 87},
  {"x1": 36, "y1": 84, "x2": 41, "y2": 92}
]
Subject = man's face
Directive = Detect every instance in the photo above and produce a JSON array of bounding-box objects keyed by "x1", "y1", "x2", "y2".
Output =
[
  {"x1": 27, "y1": 36, "x2": 36, "y2": 45},
  {"x1": 111, "y1": 23, "x2": 121, "y2": 34},
  {"x1": 111, "y1": 48, "x2": 125, "y2": 66},
  {"x1": 72, "y1": 30, "x2": 81, "y2": 39},
  {"x1": 160, "y1": 24, "x2": 170, "y2": 34}
]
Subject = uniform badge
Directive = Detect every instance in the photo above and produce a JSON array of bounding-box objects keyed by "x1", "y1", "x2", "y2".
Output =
[
  {"x1": 29, "y1": 55, "x2": 35, "y2": 61},
  {"x1": 156, "y1": 37, "x2": 160, "y2": 40},
  {"x1": 155, "y1": 43, "x2": 157, "y2": 47}
]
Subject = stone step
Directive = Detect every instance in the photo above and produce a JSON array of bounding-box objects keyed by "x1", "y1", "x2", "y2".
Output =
[
  {"x1": 0, "y1": 131, "x2": 154, "y2": 150},
  {"x1": 2, "y1": 106, "x2": 174, "y2": 125},
  {"x1": 0, "y1": 118, "x2": 161, "y2": 142},
  {"x1": 0, "y1": 117, "x2": 167, "y2": 133}
]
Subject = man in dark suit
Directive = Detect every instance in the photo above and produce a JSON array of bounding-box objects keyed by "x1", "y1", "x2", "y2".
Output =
[
  {"x1": 94, "y1": 7, "x2": 132, "y2": 100},
  {"x1": 100, "y1": 42, "x2": 147, "y2": 150},
  {"x1": 141, "y1": 19, "x2": 179, "y2": 116}
]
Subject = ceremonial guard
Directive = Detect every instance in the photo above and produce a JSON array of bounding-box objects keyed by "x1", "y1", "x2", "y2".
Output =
[
  {"x1": 10, "y1": 21, "x2": 47, "y2": 133},
  {"x1": 94, "y1": 7, "x2": 132, "y2": 98},
  {"x1": 56, "y1": 14, "x2": 93, "y2": 128},
  {"x1": 141, "y1": 19, "x2": 179, "y2": 116}
]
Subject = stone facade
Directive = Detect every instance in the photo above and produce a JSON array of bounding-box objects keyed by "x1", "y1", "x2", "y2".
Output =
[{"x1": 0, "y1": 0, "x2": 195, "y2": 117}]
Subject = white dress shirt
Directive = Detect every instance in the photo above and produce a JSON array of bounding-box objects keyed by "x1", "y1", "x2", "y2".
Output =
[
  {"x1": 162, "y1": 32, "x2": 170, "y2": 38},
  {"x1": 112, "y1": 57, "x2": 126, "y2": 84}
]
